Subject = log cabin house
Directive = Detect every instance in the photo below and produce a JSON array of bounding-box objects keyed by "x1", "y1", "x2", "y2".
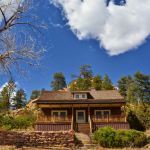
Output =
[{"x1": 33, "y1": 88, "x2": 130, "y2": 133}]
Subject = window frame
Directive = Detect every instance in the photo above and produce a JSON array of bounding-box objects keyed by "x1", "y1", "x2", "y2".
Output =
[
  {"x1": 74, "y1": 94, "x2": 87, "y2": 99},
  {"x1": 75, "y1": 95, "x2": 79, "y2": 99},
  {"x1": 94, "y1": 110, "x2": 111, "y2": 115},
  {"x1": 51, "y1": 110, "x2": 67, "y2": 115},
  {"x1": 82, "y1": 94, "x2": 86, "y2": 99}
]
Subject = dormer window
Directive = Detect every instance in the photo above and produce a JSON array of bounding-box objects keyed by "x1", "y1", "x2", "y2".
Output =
[
  {"x1": 82, "y1": 95, "x2": 85, "y2": 98},
  {"x1": 76, "y1": 95, "x2": 79, "y2": 99},
  {"x1": 74, "y1": 94, "x2": 87, "y2": 99}
]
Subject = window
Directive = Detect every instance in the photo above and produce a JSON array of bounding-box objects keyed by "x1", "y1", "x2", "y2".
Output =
[
  {"x1": 51, "y1": 110, "x2": 67, "y2": 115},
  {"x1": 94, "y1": 110, "x2": 111, "y2": 115},
  {"x1": 53, "y1": 112, "x2": 58, "y2": 115},
  {"x1": 76, "y1": 95, "x2": 79, "y2": 98},
  {"x1": 103, "y1": 111, "x2": 109, "y2": 115},
  {"x1": 74, "y1": 94, "x2": 87, "y2": 99},
  {"x1": 60, "y1": 112, "x2": 66, "y2": 115},
  {"x1": 96, "y1": 111, "x2": 101, "y2": 115},
  {"x1": 82, "y1": 95, "x2": 85, "y2": 98},
  {"x1": 78, "y1": 112, "x2": 84, "y2": 120}
]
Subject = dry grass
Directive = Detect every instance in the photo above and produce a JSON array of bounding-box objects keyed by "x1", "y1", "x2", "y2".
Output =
[{"x1": 11, "y1": 126, "x2": 34, "y2": 132}]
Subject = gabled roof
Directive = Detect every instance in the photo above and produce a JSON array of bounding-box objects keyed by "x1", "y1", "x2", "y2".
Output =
[{"x1": 33, "y1": 90, "x2": 128, "y2": 104}]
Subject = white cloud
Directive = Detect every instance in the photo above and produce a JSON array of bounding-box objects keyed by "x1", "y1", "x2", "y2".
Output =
[
  {"x1": 0, "y1": 0, "x2": 24, "y2": 25},
  {"x1": 0, "y1": 82, "x2": 8, "y2": 92},
  {"x1": 49, "y1": 18, "x2": 63, "y2": 28},
  {"x1": 49, "y1": 0, "x2": 150, "y2": 56}
]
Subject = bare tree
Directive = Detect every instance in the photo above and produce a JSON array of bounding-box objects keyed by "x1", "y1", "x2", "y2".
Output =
[{"x1": 0, "y1": 0, "x2": 49, "y2": 79}]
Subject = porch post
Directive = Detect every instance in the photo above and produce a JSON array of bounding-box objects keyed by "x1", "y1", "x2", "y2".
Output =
[
  {"x1": 124, "y1": 104, "x2": 126, "y2": 122},
  {"x1": 88, "y1": 104, "x2": 90, "y2": 121},
  {"x1": 71, "y1": 104, "x2": 74, "y2": 130},
  {"x1": 107, "y1": 114, "x2": 109, "y2": 122},
  {"x1": 37, "y1": 104, "x2": 39, "y2": 122}
]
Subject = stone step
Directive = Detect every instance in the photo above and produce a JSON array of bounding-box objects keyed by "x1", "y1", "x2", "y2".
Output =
[
  {"x1": 77, "y1": 143, "x2": 98, "y2": 148},
  {"x1": 76, "y1": 133, "x2": 94, "y2": 141}
]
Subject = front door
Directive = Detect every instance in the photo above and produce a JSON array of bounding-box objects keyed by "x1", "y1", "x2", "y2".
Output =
[{"x1": 76, "y1": 110, "x2": 85, "y2": 123}]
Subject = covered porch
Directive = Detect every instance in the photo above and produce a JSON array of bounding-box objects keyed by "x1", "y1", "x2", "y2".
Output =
[{"x1": 34, "y1": 103, "x2": 129, "y2": 132}]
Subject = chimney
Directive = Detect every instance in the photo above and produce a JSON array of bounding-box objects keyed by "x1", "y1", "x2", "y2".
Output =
[{"x1": 91, "y1": 87, "x2": 96, "y2": 91}]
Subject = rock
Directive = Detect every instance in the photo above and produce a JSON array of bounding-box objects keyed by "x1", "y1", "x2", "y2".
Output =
[{"x1": 62, "y1": 144, "x2": 67, "y2": 147}]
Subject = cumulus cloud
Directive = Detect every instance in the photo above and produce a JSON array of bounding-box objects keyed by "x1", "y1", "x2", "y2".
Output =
[
  {"x1": 0, "y1": 0, "x2": 23, "y2": 25},
  {"x1": 49, "y1": 0, "x2": 150, "y2": 56}
]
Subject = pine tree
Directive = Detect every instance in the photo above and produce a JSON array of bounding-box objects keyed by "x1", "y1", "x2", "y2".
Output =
[
  {"x1": 117, "y1": 76, "x2": 127, "y2": 99},
  {"x1": 12, "y1": 89, "x2": 27, "y2": 109},
  {"x1": 127, "y1": 86, "x2": 137, "y2": 104},
  {"x1": 71, "y1": 63, "x2": 94, "y2": 79},
  {"x1": 92, "y1": 75, "x2": 102, "y2": 90},
  {"x1": 41, "y1": 88, "x2": 45, "y2": 93},
  {"x1": 101, "y1": 74, "x2": 114, "y2": 90},
  {"x1": 133, "y1": 71, "x2": 150, "y2": 103},
  {"x1": 50, "y1": 72, "x2": 67, "y2": 91},
  {"x1": 0, "y1": 79, "x2": 16, "y2": 112},
  {"x1": 30, "y1": 90, "x2": 41, "y2": 100}
]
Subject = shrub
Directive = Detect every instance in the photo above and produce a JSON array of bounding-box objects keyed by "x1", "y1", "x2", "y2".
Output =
[
  {"x1": 94, "y1": 126, "x2": 148, "y2": 148},
  {"x1": 94, "y1": 126, "x2": 120, "y2": 148},
  {"x1": 0, "y1": 114, "x2": 36, "y2": 130},
  {"x1": 5, "y1": 125, "x2": 11, "y2": 130}
]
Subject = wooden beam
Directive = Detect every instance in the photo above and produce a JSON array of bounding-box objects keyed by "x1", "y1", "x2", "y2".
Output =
[
  {"x1": 72, "y1": 104, "x2": 74, "y2": 121},
  {"x1": 37, "y1": 104, "x2": 39, "y2": 122},
  {"x1": 107, "y1": 114, "x2": 109, "y2": 122},
  {"x1": 100, "y1": 104, "x2": 102, "y2": 108},
  {"x1": 60, "y1": 105, "x2": 61, "y2": 109},
  {"x1": 88, "y1": 104, "x2": 90, "y2": 121},
  {"x1": 109, "y1": 104, "x2": 112, "y2": 108},
  {"x1": 124, "y1": 103, "x2": 126, "y2": 122},
  {"x1": 72, "y1": 104, "x2": 74, "y2": 130}
]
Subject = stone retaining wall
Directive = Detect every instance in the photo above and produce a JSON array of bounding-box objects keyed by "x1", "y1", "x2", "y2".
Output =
[{"x1": 0, "y1": 130, "x2": 74, "y2": 148}]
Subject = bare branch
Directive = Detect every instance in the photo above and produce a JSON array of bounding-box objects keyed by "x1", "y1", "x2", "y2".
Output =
[{"x1": 0, "y1": 0, "x2": 49, "y2": 79}]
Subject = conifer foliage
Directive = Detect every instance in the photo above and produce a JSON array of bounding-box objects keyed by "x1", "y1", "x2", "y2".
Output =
[
  {"x1": 70, "y1": 64, "x2": 114, "y2": 91},
  {"x1": 0, "y1": 79, "x2": 16, "y2": 112},
  {"x1": 12, "y1": 89, "x2": 27, "y2": 109},
  {"x1": 50, "y1": 72, "x2": 67, "y2": 91},
  {"x1": 117, "y1": 71, "x2": 150, "y2": 104},
  {"x1": 30, "y1": 90, "x2": 41, "y2": 100}
]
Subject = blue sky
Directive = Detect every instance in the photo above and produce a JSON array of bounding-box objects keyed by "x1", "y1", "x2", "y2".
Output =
[{"x1": 1, "y1": 0, "x2": 150, "y2": 102}]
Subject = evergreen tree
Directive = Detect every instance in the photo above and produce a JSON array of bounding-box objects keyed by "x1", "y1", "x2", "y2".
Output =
[
  {"x1": 117, "y1": 71, "x2": 150, "y2": 104},
  {"x1": 50, "y1": 72, "x2": 67, "y2": 91},
  {"x1": 70, "y1": 63, "x2": 93, "y2": 91},
  {"x1": 41, "y1": 88, "x2": 45, "y2": 93},
  {"x1": 30, "y1": 90, "x2": 41, "y2": 100},
  {"x1": 70, "y1": 77, "x2": 92, "y2": 91},
  {"x1": 12, "y1": 89, "x2": 27, "y2": 109},
  {"x1": 0, "y1": 79, "x2": 16, "y2": 112},
  {"x1": 117, "y1": 76, "x2": 127, "y2": 99},
  {"x1": 101, "y1": 74, "x2": 114, "y2": 90},
  {"x1": 92, "y1": 75, "x2": 102, "y2": 90},
  {"x1": 70, "y1": 80, "x2": 78, "y2": 91},
  {"x1": 71, "y1": 63, "x2": 94, "y2": 79},
  {"x1": 133, "y1": 71, "x2": 150, "y2": 103}
]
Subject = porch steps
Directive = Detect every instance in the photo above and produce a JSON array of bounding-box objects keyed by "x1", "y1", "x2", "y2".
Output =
[
  {"x1": 74, "y1": 123, "x2": 90, "y2": 133},
  {"x1": 75, "y1": 133, "x2": 98, "y2": 149}
]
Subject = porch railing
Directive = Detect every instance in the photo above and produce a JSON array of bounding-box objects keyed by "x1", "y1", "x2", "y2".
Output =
[
  {"x1": 37, "y1": 115, "x2": 72, "y2": 123},
  {"x1": 90, "y1": 115, "x2": 126, "y2": 122}
]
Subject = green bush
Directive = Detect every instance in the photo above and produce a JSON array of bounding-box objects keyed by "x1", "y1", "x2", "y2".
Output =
[
  {"x1": 5, "y1": 125, "x2": 11, "y2": 130},
  {"x1": 0, "y1": 115, "x2": 36, "y2": 130},
  {"x1": 94, "y1": 126, "x2": 148, "y2": 148}
]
